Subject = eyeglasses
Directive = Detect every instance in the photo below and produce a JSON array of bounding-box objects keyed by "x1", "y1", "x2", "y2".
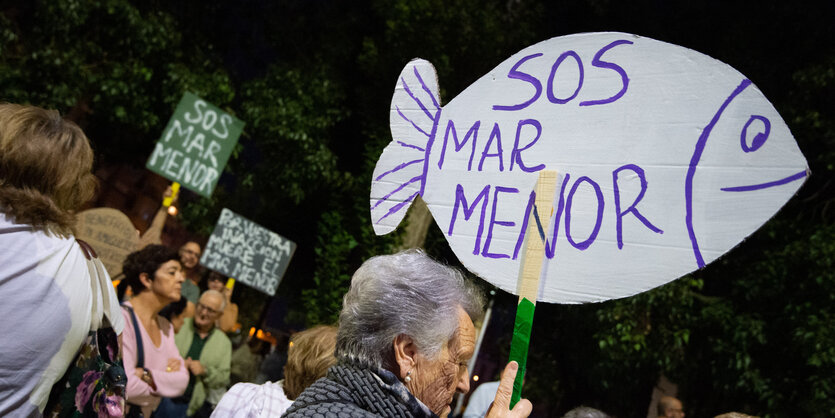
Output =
[
  {"x1": 181, "y1": 249, "x2": 201, "y2": 257},
  {"x1": 196, "y1": 303, "x2": 220, "y2": 316}
]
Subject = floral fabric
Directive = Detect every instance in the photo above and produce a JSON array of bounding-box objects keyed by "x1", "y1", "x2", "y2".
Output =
[{"x1": 45, "y1": 326, "x2": 127, "y2": 417}]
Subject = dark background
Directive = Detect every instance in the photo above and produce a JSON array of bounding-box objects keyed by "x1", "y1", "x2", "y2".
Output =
[{"x1": 1, "y1": 1, "x2": 833, "y2": 416}]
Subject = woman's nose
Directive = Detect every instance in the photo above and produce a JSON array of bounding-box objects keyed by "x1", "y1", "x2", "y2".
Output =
[{"x1": 457, "y1": 368, "x2": 470, "y2": 394}]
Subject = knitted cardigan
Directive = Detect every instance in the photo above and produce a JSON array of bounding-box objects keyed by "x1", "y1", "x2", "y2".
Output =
[
  {"x1": 174, "y1": 317, "x2": 232, "y2": 415},
  {"x1": 283, "y1": 362, "x2": 437, "y2": 418}
]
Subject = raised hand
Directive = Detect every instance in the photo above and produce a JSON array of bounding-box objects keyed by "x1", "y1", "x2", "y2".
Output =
[{"x1": 485, "y1": 361, "x2": 532, "y2": 418}]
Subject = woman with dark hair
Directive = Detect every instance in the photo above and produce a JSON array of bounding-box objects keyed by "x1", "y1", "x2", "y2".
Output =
[
  {"x1": 159, "y1": 297, "x2": 189, "y2": 334},
  {"x1": 0, "y1": 103, "x2": 125, "y2": 417},
  {"x1": 121, "y1": 245, "x2": 189, "y2": 416}
]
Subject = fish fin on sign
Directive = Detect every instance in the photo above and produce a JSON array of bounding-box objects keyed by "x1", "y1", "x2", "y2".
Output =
[{"x1": 370, "y1": 58, "x2": 442, "y2": 235}]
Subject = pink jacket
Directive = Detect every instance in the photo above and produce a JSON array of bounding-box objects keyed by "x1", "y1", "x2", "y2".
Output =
[{"x1": 121, "y1": 302, "x2": 189, "y2": 415}]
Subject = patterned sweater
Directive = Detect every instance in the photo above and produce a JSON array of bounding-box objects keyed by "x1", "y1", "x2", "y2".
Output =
[{"x1": 283, "y1": 362, "x2": 437, "y2": 418}]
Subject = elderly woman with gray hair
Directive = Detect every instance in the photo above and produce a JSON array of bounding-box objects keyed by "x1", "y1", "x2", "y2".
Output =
[{"x1": 284, "y1": 250, "x2": 532, "y2": 418}]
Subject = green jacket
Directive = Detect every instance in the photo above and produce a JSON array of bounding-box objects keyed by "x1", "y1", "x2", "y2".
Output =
[{"x1": 174, "y1": 317, "x2": 232, "y2": 415}]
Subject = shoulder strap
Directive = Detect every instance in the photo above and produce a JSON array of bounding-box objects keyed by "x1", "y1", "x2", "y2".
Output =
[
  {"x1": 122, "y1": 305, "x2": 145, "y2": 368},
  {"x1": 78, "y1": 239, "x2": 104, "y2": 330},
  {"x1": 77, "y1": 239, "x2": 118, "y2": 331}
]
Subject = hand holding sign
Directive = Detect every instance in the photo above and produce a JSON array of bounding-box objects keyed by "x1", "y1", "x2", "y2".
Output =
[
  {"x1": 486, "y1": 362, "x2": 532, "y2": 418},
  {"x1": 162, "y1": 184, "x2": 179, "y2": 208}
]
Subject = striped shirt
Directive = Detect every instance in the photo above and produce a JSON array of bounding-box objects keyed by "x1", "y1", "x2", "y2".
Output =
[{"x1": 211, "y1": 380, "x2": 292, "y2": 418}]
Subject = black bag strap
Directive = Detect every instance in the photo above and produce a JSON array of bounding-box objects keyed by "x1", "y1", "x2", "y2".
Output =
[{"x1": 122, "y1": 305, "x2": 144, "y2": 368}]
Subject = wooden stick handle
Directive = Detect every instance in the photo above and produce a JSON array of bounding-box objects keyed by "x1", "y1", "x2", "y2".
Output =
[
  {"x1": 516, "y1": 170, "x2": 558, "y2": 304},
  {"x1": 509, "y1": 170, "x2": 557, "y2": 408}
]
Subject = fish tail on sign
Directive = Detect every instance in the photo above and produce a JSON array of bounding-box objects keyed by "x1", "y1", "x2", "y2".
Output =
[
  {"x1": 370, "y1": 59, "x2": 442, "y2": 235},
  {"x1": 508, "y1": 170, "x2": 558, "y2": 408}
]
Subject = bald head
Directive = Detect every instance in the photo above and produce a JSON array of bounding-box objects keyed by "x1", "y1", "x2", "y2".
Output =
[
  {"x1": 194, "y1": 290, "x2": 225, "y2": 332},
  {"x1": 658, "y1": 396, "x2": 684, "y2": 418}
]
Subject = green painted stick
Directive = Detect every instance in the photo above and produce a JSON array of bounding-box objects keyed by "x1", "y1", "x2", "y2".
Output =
[{"x1": 509, "y1": 170, "x2": 557, "y2": 408}]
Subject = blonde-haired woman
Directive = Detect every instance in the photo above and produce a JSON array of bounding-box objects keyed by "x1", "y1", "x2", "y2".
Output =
[
  {"x1": 212, "y1": 325, "x2": 338, "y2": 418},
  {"x1": 0, "y1": 103, "x2": 125, "y2": 416}
]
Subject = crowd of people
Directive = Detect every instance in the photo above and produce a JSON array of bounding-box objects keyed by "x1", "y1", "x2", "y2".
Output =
[
  {"x1": 0, "y1": 104, "x2": 759, "y2": 418},
  {"x1": 111, "y1": 243, "x2": 532, "y2": 418},
  {"x1": 115, "y1": 241, "x2": 235, "y2": 418}
]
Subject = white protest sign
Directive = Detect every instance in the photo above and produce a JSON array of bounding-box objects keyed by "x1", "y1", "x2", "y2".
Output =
[
  {"x1": 370, "y1": 32, "x2": 809, "y2": 304},
  {"x1": 201, "y1": 208, "x2": 296, "y2": 296}
]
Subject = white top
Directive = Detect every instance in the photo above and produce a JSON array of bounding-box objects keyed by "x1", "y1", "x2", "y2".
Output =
[
  {"x1": 463, "y1": 381, "x2": 500, "y2": 418},
  {"x1": 0, "y1": 213, "x2": 125, "y2": 417},
  {"x1": 211, "y1": 380, "x2": 293, "y2": 418}
]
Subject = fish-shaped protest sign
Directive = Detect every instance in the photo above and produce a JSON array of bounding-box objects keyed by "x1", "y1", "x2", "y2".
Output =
[{"x1": 370, "y1": 32, "x2": 809, "y2": 304}]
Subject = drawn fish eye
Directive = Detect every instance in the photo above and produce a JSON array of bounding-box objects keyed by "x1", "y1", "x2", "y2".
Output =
[{"x1": 740, "y1": 114, "x2": 771, "y2": 153}]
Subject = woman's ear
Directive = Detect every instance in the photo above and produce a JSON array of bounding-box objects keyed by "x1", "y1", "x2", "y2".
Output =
[
  {"x1": 392, "y1": 334, "x2": 418, "y2": 380},
  {"x1": 139, "y1": 272, "x2": 153, "y2": 290}
]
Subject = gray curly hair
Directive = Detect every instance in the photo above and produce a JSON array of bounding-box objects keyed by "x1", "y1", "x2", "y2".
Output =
[
  {"x1": 335, "y1": 249, "x2": 485, "y2": 369},
  {"x1": 562, "y1": 406, "x2": 610, "y2": 418}
]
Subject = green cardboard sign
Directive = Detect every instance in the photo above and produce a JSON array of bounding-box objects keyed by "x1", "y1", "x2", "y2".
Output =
[
  {"x1": 201, "y1": 208, "x2": 297, "y2": 296},
  {"x1": 146, "y1": 92, "x2": 244, "y2": 198}
]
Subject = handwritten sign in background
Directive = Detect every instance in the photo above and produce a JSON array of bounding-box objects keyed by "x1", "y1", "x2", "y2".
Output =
[
  {"x1": 370, "y1": 32, "x2": 809, "y2": 304},
  {"x1": 201, "y1": 208, "x2": 296, "y2": 296},
  {"x1": 147, "y1": 92, "x2": 245, "y2": 198},
  {"x1": 76, "y1": 208, "x2": 139, "y2": 278}
]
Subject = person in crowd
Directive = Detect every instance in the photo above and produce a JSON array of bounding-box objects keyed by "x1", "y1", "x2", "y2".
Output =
[
  {"x1": 160, "y1": 290, "x2": 231, "y2": 417},
  {"x1": 658, "y1": 396, "x2": 685, "y2": 418},
  {"x1": 206, "y1": 272, "x2": 239, "y2": 333},
  {"x1": 254, "y1": 333, "x2": 289, "y2": 384},
  {"x1": 0, "y1": 103, "x2": 126, "y2": 416},
  {"x1": 179, "y1": 241, "x2": 203, "y2": 304},
  {"x1": 230, "y1": 338, "x2": 270, "y2": 385},
  {"x1": 463, "y1": 380, "x2": 501, "y2": 418},
  {"x1": 160, "y1": 297, "x2": 190, "y2": 334},
  {"x1": 121, "y1": 245, "x2": 190, "y2": 416},
  {"x1": 213, "y1": 325, "x2": 338, "y2": 418},
  {"x1": 117, "y1": 276, "x2": 132, "y2": 302},
  {"x1": 284, "y1": 250, "x2": 532, "y2": 418},
  {"x1": 562, "y1": 406, "x2": 611, "y2": 418}
]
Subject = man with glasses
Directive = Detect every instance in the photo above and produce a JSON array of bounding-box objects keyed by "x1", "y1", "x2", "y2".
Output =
[
  {"x1": 164, "y1": 290, "x2": 232, "y2": 417},
  {"x1": 179, "y1": 241, "x2": 204, "y2": 304}
]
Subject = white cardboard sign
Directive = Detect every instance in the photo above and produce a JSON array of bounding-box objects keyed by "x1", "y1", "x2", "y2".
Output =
[{"x1": 370, "y1": 32, "x2": 809, "y2": 304}]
